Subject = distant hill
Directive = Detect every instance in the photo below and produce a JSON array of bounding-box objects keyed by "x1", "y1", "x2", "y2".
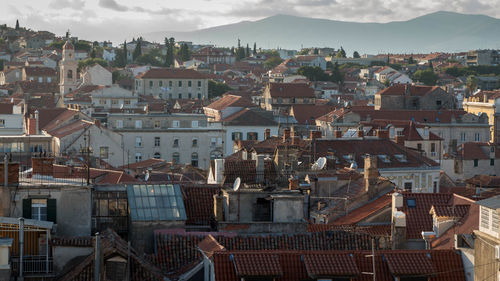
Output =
[{"x1": 145, "y1": 11, "x2": 500, "y2": 54}]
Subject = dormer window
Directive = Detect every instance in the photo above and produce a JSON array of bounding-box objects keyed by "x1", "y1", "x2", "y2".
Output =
[{"x1": 377, "y1": 154, "x2": 391, "y2": 163}]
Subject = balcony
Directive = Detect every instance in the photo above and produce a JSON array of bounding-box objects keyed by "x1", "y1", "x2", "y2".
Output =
[{"x1": 11, "y1": 256, "x2": 53, "y2": 275}]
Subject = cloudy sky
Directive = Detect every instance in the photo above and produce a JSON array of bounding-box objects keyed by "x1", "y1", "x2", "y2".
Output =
[{"x1": 2, "y1": 0, "x2": 499, "y2": 43}]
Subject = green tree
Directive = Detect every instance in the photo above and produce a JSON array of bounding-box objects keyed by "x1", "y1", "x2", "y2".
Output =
[
  {"x1": 15, "y1": 19, "x2": 19, "y2": 30},
  {"x1": 429, "y1": 61, "x2": 433, "y2": 70},
  {"x1": 0, "y1": 60, "x2": 5, "y2": 71},
  {"x1": 122, "y1": 40, "x2": 128, "y2": 65},
  {"x1": 179, "y1": 43, "x2": 191, "y2": 61},
  {"x1": 297, "y1": 66, "x2": 330, "y2": 81},
  {"x1": 135, "y1": 53, "x2": 163, "y2": 66},
  {"x1": 132, "y1": 38, "x2": 142, "y2": 61},
  {"x1": 208, "y1": 80, "x2": 232, "y2": 98},
  {"x1": 466, "y1": 75, "x2": 478, "y2": 95},
  {"x1": 313, "y1": 48, "x2": 319, "y2": 55},
  {"x1": 297, "y1": 48, "x2": 310, "y2": 55},
  {"x1": 165, "y1": 37, "x2": 175, "y2": 67},
  {"x1": 77, "y1": 58, "x2": 108, "y2": 72},
  {"x1": 330, "y1": 62, "x2": 343, "y2": 84},
  {"x1": 264, "y1": 56, "x2": 284, "y2": 69},
  {"x1": 413, "y1": 69, "x2": 438, "y2": 86},
  {"x1": 353, "y1": 51, "x2": 360, "y2": 58},
  {"x1": 90, "y1": 48, "x2": 96, "y2": 58},
  {"x1": 253, "y1": 42, "x2": 257, "y2": 55},
  {"x1": 336, "y1": 47, "x2": 346, "y2": 58},
  {"x1": 113, "y1": 49, "x2": 126, "y2": 68},
  {"x1": 408, "y1": 56, "x2": 416, "y2": 64}
]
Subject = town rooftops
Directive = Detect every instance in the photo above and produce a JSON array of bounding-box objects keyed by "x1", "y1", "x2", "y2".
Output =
[
  {"x1": 0, "y1": 103, "x2": 14, "y2": 114},
  {"x1": 23, "y1": 66, "x2": 56, "y2": 76},
  {"x1": 455, "y1": 142, "x2": 500, "y2": 160},
  {"x1": 377, "y1": 84, "x2": 441, "y2": 96},
  {"x1": 136, "y1": 68, "x2": 207, "y2": 79},
  {"x1": 205, "y1": 94, "x2": 255, "y2": 111},
  {"x1": 268, "y1": 82, "x2": 315, "y2": 98},
  {"x1": 476, "y1": 195, "x2": 500, "y2": 209},
  {"x1": 222, "y1": 108, "x2": 277, "y2": 126}
]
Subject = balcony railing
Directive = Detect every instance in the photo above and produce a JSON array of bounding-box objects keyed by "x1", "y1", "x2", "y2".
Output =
[{"x1": 11, "y1": 256, "x2": 53, "y2": 274}]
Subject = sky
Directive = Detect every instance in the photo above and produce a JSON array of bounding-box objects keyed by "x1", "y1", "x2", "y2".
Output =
[{"x1": 2, "y1": 0, "x2": 499, "y2": 44}]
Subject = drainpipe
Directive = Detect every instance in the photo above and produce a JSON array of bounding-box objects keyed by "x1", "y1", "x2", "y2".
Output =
[
  {"x1": 94, "y1": 233, "x2": 101, "y2": 281},
  {"x1": 4, "y1": 154, "x2": 8, "y2": 188},
  {"x1": 19, "y1": 218, "x2": 24, "y2": 281}
]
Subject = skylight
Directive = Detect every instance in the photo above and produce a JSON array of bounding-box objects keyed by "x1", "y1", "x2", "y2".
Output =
[
  {"x1": 377, "y1": 154, "x2": 391, "y2": 163},
  {"x1": 394, "y1": 154, "x2": 408, "y2": 162},
  {"x1": 127, "y1": 184, "x2": 186, "y2": 221},
  {"x1": 407, "y1": 198, "x2": 416, "y2": 208}
]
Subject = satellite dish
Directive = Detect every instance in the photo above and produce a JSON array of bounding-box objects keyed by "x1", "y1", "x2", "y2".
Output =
[
  {"x1": 350, "y1": 161, "x2": 358, "y2": 169},
  {"x1": 10, "y1": 97, "x2": 13, "y2": 103},
  {"x1": 144, "y1": 171, "x2": 150, "y2": 182},
  {"x1": 120, "y1": 103, "x2": 124, "y2": 109},
  {"x1": 316, "y1": 157, "x2": 327, "y2": 170},
  {"x1": 233, "y1": 177, "x2": 241, "y2": 191}
]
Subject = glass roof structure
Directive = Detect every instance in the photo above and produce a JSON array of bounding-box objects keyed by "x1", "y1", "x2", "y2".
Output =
[{"x1": 127, "y1": 184, "x2": 187, "y2": 221}]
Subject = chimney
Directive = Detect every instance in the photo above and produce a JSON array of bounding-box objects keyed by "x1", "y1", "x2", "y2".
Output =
[
  {"x1": 395, "y1": 134, "x2": 405, "y2": 145},
  {"x1": 364, "y1": 155, "x2": 379, "y2": 199},
  {"x1": 404, "y1": 84, "x2": 410, "y2": 96},
  {"x1": 334, "y1": 129, "x2": 342, "y2": 138},
  {"x1": 213, "y1": 191, "x2": 225, "y2": 221},
  {"x1": 264, "y1": 129, "x2": 271, "y2": 140},
  {"x1": 32, "y1": 156, "x2": 54, "y2": 176},
  {"x1": 391, "y1": 192, "x2": 406, "y2": 249},
  {"x1": 34, "y1": 110, "x2": 39, "y2": 135},
  {"x1": 309, "y1": 130, "x2": 322, "y2": 140},
  {"x1": 376, "y1": 129, "x2": 389, "y2": 139},
  {"x1": 283, "y1": 128, "x2": 291, "y2": 142},
  {"x1": 357, "y1": 126, "x2": 364, "y2": 138},
  {"x1": 256, "y1": 155, "x2": 265, "y2": 183},
  {"x1": 288, "y1": 177, "x2": 299, "y2": 190}
]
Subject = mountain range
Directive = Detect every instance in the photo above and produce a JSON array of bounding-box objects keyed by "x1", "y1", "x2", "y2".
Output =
[{"x1": 145, "y1": 11, "x2": 500, "y2": 54}]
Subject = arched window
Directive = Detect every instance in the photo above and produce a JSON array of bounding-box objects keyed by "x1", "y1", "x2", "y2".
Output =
[
  {"x1": 192, "y1": 138, "x2": 198, "y2": 147},
  {"x1": 191, "y1": 152, "x2": 198, "y2": 167},
  {"x1": 153, "y1": 152, "x2": 161, "y2": 159},
  {"x1": 67, "y1": 69, "x2": 73, "y2": 79},
  {"x1": 172, "y1": 152, "x2": 180, "y2": 164}
]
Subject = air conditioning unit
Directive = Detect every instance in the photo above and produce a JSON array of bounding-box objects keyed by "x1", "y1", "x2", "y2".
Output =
[{"x1": 495, "y1": 245, "x2": 500, "y2": 260}]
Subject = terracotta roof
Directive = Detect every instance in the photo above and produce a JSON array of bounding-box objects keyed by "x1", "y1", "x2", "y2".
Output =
[
  {"x1": 181, "y1": 185, "x2": 221, "y2": 226},
  {"x1": 205, "y1": 94, "x2": 255, "y2": 110},
  {"x1": 456, "y1": 142, "x2": 498, "y2": 160},
  {"x1": 136, "y1": 68, "x2": 207, "y2": 79},
  {"x1": 268, "y1": 83, "x2": 315, "y2": 98},
  {"x1": 233, "y1": 254, "x2": 283, "y2": 277},
  {"x1": 39, "y1": 108, "x2": 80, "y2": 131},
  {"x1": 222, "y1": 108, "x2": 277, "y2": 126},
  {"x1": 331, "y1": 194, "x2": 392, "y2": 225},
  {"x1": 465, "y1": 174, "x2": 500, "y2": 187},
  {"x1": 385, "y1": 252, "x2": 436, "y2": 276},
  {"x1": 0, "y1": 103, "x2": 13, "y2": 114},
  {"x1": 430, "y1": 204, "x2": 469, "y2": 218},
  {"x1": 212, "y1": 250, "x2": 466, "y2": 281},
  {"x1": 46, "y1": 120, "x2": 92, "y2": 138},
  {"x1": 118, "y1": 158, "x2": 166, "y2": 171},
  {"x1": 303, "y1": 254, "x2": 360, "y2": 277},
  {"x1": 24, "y1": 67, "x2": 56, "y2": 77},
  {"x1": 16, "y1": 81, "x2": 59, "y2": 94},
  {"x1": 197, "y1": 235, "x2": 225, "y2": 258},
  {"x1": 377, "y1": 84, "x2": 441, "y2": 97},
  {"x1": 223, "y1": 159, "x2": 276, "y2": 184},
  {"x1": 290, "y1": 104, "x2": 337, "y2": 125}
]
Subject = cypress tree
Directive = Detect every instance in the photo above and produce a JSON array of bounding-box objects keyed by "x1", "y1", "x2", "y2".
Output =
[
  {"x1": 253, "y1": 42, "x2": 257, "y2": 55},
  {"x1": 15, "y1": 19, "x2": 19, "y2": 30}
]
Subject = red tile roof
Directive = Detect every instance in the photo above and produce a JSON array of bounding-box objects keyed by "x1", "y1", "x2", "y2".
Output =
[
  {"x1": 23, "y1": 67, "x2": 56, "y2": 77},
  {"x1": 222, "y1": 108, "x2": 277, "y2": 126},
  {"x1": 331, "y1": 194, "x2": 392, "y2": 225},
  {"x1": 290, "y1": 104, "x2": 337, "y2": 125},
  {"x1": 205, "y1": 94, "x2": 255, "y2": 110},
  {"x1": 303, "y1": 254, "x2": 360, "y2": 277},
  {"x1": 268, "y1": 83, "x2": 315, "y2": 98},
  {"x1": 136, "y1": 68, "x2": 207, "y2": 79},
  {"x1": 0, "y1": 103, "x2": 13, "y2": 114},
  {"x1": 46, "y1": 120, "x2": 92, "y2": 138},
  {"x1": 456, "y1": 142, "x2": 499, "y2": 160},
  {"x1": 233, "y1": 254, "x2": 283, "y2": 277},
  {"x1": 385, "y1": 252, "x2": 436, "y2": 276},
  {"x1": 181, "y1": 185, "x2": 221, "y2": 226},
  {"x1": 430, "y1": 204, "x2": 469, "y2": 218},
  {"x1": 197, "y1": 235, "x2": 225, "y2": 258}
]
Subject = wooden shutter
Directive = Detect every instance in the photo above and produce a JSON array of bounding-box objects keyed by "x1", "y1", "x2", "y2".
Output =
[
  {"x1": 47, "y1": 199, "x2": 57, "y2": 223},
  {"x1": 22, "y1": 198, "x2": 32, "y2": 219}
]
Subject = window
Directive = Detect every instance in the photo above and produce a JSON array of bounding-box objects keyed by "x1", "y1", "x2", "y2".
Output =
[
  {"x1": 474, "y1": 159, "x2": 478, "y2": 167},
  {"x1": 253, "y1": 198, "x2": 272, "y2": 221},
  {"x1": 436, "y1": 100, "x2": 442, "y2": 106},
  {"x1": 211, "y1": 137, "x2": 217, "y2": 147},
  {"x1": 124, "y1": 100, "x2": 131, "y2": 105},
  {"x1": 178, "y1": 81, "x2": 182, "y2": 87},
  {"x1": 191, "y1": 120, "x2": 198, "y2": 128},
  {"x1": 154, "y1": 120, "x2": 160, "y2": 128},
  {"x1": 149, "y1": 81, "x2": 153, "y2": 89},
  {"x1": 192, "y1": 138, "x2": 198, "y2": 147},
  {"x1": 474, "y1": 133, "x2": 480, "y2": 141},
  {"x1": 159, "y1": 81, "x2": 163, "y2": 87},
  {"x1": 135, "y1": 137, "x2": 142, "y2": 147},
  {"x1": 198, "y1": 93, "x2": 201, "y2": 99},
  {"x1": 100, "y1": 146, "x2": 109, "y2": 159},
  {"x1": 407, "y1": 198, "x2": 416, "y2": 207},
  {"x1": 491, "y1": 159, "x2": 495, "y2": 166},
  {"x1": 191, "y1": 152, "x2": 198, "y2": 167},
  {"x1": 172, "y1": 152, "x2": 180, "y2": 163},
  {"x1": 154, "y1": 137, "x2": 160, "y2": 147},
  {"x1": 115, "y1": 120, "x2": 123, "y2": 128},
  {"x1": 135, "y1": 153, "x2": 142, "y2": 162},
  {"x1": 210, "y1": 150, "x2": 222, "y2": 160},
  {"x1": 23, "y1": 198, "x2": 56, "y2": 222},
  {"x1": 67, "y1": 69, "x2": 73, "y2": 79},
  {"x1": 153, "y1": 152, "x2": 161, "y2": 159},
  {"x1": 112, "y1": 99, "x2": 118, "y2": 105},
  {"x1": 135, "y1": 120, "x2": 142, "y2": 129},
  {"x1": 173, "y1": 138, "x2": 179, "y2": 147},
  {"x1": 232, "y1": 132, "x2": 243, "y2": 141},
  {"x1": 173, "y1": 120, "x2": 180, "y2": 128},
  {"x1": 0, "y1": 119, "x2": 4, "y2": 128},
  {"x1": 169, "y1": 81, "x2": 173, "y2": 87},
  {"x1": 198, "y1": 81, "x2": 201, "y2": 87},
  {"x1": 47, "y1": 77, "x2": 51, "y2": 82},
  {"x1": 404, "y1": 182, "x2": 413, "y2": 191},
  {"x1": 99, "y1": 99, "x2": 106, "y2": 105},
  {"x1": 417, "y1": 143, "x2": 422, "y2": 150},
  {"x1": 188, "y1": 93, "x2": 192, "y2": 99},
  {"x1": 105, "y1": 260, "x2": 127, "y2": 281},
  {"x1": 38, "y1": 77, "x2": 43, "y2": 83},
  {"x1": 460, "y1": 132, "x2": 466, "y2": 141},
  {"x1": 188, "y1": 81, "x2": 192, "y2": 87},
  {"x1": 247, "y1": 132, "x2": 258, "y2": 140}
]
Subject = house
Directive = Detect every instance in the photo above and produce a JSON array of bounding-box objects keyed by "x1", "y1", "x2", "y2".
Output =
[
  {"x1": 22, "y1": 67, "x2": 57, "y2": 83},
  {"x1": 473, "y1": 195, "x2": 500, "y2": 281},
  {"x1": 203, "y1": 94, "x2": 256, "y2": 122},
  {"x1": 134, "y1": 68, "x2": 209, "y2": 100},
  {"x1": 80, "y1": 64, "x2": 112, "y2": 86},
  {"x1": 262, "y1": 83, "x2": 316, "y2": 112},
  {"x1": 374, "y1": 84, "x2": 456, "y2": 110},
  {"x1": 463, "y1": 89, "x2": 500, "y2": 143},
  {"x1": 192, "y1": 46, "x2": 235, "y2": 65},
  {"x1": 295, "y1": 55, "x2": 327, "y2": 70},
  {"x1": 441, "y1": 142, "x2": 500, "y2": 182},
  {"x1": 65, "y1": 84, "x2": 139, "y2": 115},
  {"x1": 0, "y1": 102, "x2": 24, "y2": 135}
]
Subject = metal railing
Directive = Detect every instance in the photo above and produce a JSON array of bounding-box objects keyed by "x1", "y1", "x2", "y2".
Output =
[{"x1": 11, "y1": 256, "x2": 53, "y2": 274}]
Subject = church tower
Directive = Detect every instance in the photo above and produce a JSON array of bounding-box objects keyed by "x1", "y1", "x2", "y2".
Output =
[{"x1": 59, "y1": 40, "x2": 78, "y2": 95}]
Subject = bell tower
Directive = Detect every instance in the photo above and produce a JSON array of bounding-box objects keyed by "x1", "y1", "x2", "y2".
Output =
[{"x1": 59, "y1": 40, "x2": 78, "y2": 95}]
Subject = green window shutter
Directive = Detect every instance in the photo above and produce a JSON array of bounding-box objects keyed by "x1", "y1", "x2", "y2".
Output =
[
  {"x1": 47, "y1": 199, "x2": 57, "y2": 223},
  {"x1": 23, "y1": 199, "x2": 32, "y2": 219}
]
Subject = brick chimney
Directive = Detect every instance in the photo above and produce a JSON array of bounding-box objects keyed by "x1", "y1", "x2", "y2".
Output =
[
  {"x1": 395, "y1": 134, "x2": 405, "y2": 145},
  {"x1": 309, "y1": 130, "x2": 322, "y2": 140},
  {"x1": 376, "y1": 129, "x2": 389, "y2": 139},
  {"x1": 32, "y1": 156, "x2": 54, "y2": 176},
  {"x1": 357, "y1": 126, "x2": 364, "y2": 138},
  {"x1": 256, "y1": 155, "x2": 265, "y2": 183},
  {"x1": 288, "y1": 178, "x2": 299, "y2": 190},
  {"x1": 364, "y1": 155, "x2": 379, "y2": 199},
  {"x1": 283, "y1": 128, "x2": 291, "y2": 142},
  {"x1": 34, "y1": 110, "x2": 39, "y2": 135},
  {"x1": 391, "y1": 192, "x2": 406, "y2": 249},
  {"x1": 264, "y1": 129, "x2": 271, "y2": 140},
  {"x1": 334, "y1": 129, "x2": 342, "y2": 138},
  {"x1": 404, "y1": 84, "x2": 411, "y2": 96},
  {"x1": 213, "y1": 191, "x2": 225, "y2": 221}
]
